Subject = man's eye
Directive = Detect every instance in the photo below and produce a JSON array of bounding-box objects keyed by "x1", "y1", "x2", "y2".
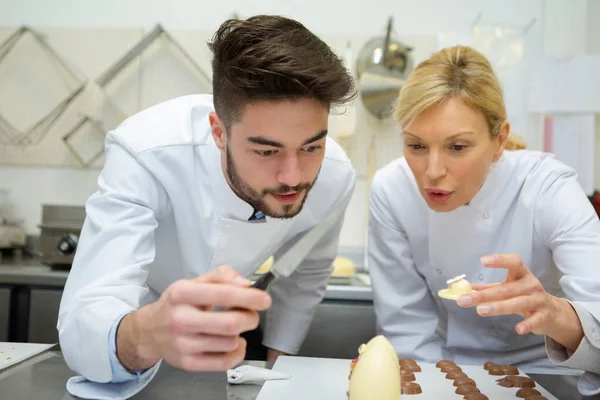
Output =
[
  {"x1": 303, "y1": 145, "x2": 322, "y2": 153},
  {"x1": 255, "y1": 150, "x2": 276, "y2": 157}
]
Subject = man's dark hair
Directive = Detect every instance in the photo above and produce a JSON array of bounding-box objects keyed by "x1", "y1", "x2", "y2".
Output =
[{"x1": 208, "y1": 15, "x2": 357, "y2": 129}]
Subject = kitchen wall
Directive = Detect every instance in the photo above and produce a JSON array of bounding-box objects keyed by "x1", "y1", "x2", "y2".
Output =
[
  {"x1": 0, "y1": 0, "x2": 596, "y2": 248},
  {"x1": 587, "y1": 0, "x2": 600, "y2": 192}
]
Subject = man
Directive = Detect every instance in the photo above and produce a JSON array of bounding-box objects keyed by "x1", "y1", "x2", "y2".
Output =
[{"x1": 57, "y1": 14, "x2": 357, "y2": 391}]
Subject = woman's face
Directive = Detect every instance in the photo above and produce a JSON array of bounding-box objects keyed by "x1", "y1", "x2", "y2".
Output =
[{"x1": 403, "y1": 97, "x2": 508, "y2": 212}]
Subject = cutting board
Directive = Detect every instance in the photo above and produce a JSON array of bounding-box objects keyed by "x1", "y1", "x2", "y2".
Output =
[
  {"x1": 256, "y1": 356, "x2": 559, "y2": 400},
  {"x1": 0, "y1": 342, "x2": 55, "y2": 372}
]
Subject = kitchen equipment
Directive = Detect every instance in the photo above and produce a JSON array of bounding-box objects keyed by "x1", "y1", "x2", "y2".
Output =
[
  {"x1": 0, "y1": 188, "x2": 7, "y2": 215},
  {"x1": 38, "y1": 205, "x2": 85, "y2": 268},
  {"x1": 252, "y1": 208, "x2": 344, "y2": 290},
  {"x1": 356, "y1": 17, "x2": 414, "y2": 119},
  {"x1": 256, "y1": 356, "x2": 559, "y2": 400},
  {"x1": 0, "y1": 189, "x2": 26, "y2": 257}
]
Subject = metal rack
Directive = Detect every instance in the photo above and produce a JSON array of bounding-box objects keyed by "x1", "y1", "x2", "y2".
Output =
[
  {"x1": 0, "y1": 26, "x2": 86, "y2": 146},
  {"x1": 61, "y1": 24, "x2": 212, "y2": 167}
]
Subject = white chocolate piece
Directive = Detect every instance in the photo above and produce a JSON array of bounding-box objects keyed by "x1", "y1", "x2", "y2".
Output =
[
  {"x1": 446, "y1": 274, "x2": 466, "y2": 285},
  {"x1": 349, "y1": 336, "x2": 400, "y2": 400},
  {"x1": 438, "y1": 277, "x2": 475, "y2": 300}
]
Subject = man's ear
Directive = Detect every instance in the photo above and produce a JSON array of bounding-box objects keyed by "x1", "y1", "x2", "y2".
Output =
[
  {"x1": 492, "y1": 121, "x2": 510, "y2": 162},
  {"x1": 209, "y1": 111, "x2": 227, "y2": 151}
]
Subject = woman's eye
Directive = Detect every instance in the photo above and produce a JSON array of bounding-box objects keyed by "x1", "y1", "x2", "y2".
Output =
[
  {"x1": 450, "y1": 144, "x2": 468, "y2": 152},
  {"x1": 408, "y1": 143, "x2": 425, "y2": 150}
]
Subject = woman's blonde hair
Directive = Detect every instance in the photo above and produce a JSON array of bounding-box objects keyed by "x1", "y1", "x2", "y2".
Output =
[{"x1": 394, "y1": 45, "x2": 526, "y2": 150}]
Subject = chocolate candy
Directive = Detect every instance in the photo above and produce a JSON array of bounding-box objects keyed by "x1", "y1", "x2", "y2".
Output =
[
  {"x1": 401, "y1": 381, "x2": 422, "y2": 395},
  {"x1": 400, "y1": 362, "x2": 422, "y2": 372},
  {"x1": 399, "y1": 358, "x2": 417, "y2": 364},
  {"x1": 496, "y1": 376, "x2": 536, "y2": 388},
  {"x1": 464, "y1": 394, "x2": 489, "y2": 400},
  {"x1": 455, "y1": 385, "x2": 480, "y2": 395},
  {"x1": 400, "y1": 369, "x2": 416, "y2": 382},
  {"x1": 436, "y1": 360, "x2": 455, "y2": 368},
  {"x1": 488, "y1": 364, "x2": 519, "y2": 375},
  {"x1": 441, "y1": 364, "x2": 462, "y2": 373},
  {"x1": 446, "y1": 371, "x2": 469, "y2": 380},
  {"x1": 483, "y1": 361, "x2": 496, "y2": 371},
  {"x1": 516, "y1": 388, "x2": 541, "y2": 398},
  {"x1": 453, "y1": 377, "x2": 476, "y2": 387},
  {"x1": 524, "y1": 396, "x2": 548, "y2": 400}
]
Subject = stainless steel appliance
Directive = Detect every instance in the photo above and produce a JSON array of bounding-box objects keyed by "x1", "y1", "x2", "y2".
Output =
[
  {"x1": 356, "y1": 17, "x2": 415, "y2": 119},
  {"x1": 38, "y1": 205, "x2": 85, "y2": 268},
  {"x1": 0, "y1": 189, "x2": 26, "y2": 261}
]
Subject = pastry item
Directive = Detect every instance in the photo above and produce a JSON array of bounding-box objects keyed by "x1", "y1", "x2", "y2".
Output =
[
  {"x1": 524, "y1": 396, "x2": 547, "y2": 400},
  {"x1": 488, "y1": 364, "x2": 519, "y2": 375},
  {"x1": 400, "y1": 369, "x2": 416, "y2": 381},
  {"x1": 483, "y1": 361, "x2": 496, "y2": 371},
  {"x1": 332, "y1": 257, "x2": 356, "y2": 277},
  {"x1": 446, "y1": 371, "x2": 469, "y2": 380},
  {"x1": 401, "y1": 381, "x2": 422, "y2": 395},
  {"x1": 436, "y1": 360, "x2": 455, "y2": 368},
  {"x1": 464, "y1": 394, "x2": 489, "y2": 400},
  {"x1": 399, "y1": 358, "x2": 417, "y2": 364},
  {"x1": 516, "y1": 388, "x2": 541, "y2": 397},
  {"x1": 400, "y1": 362, "x2": 421, "y2": 372},
  {"x1": 399, "y1": 358, "x2": 421, "y2": 372},
  {"x1": 441, "y1": 364, "x2": 462, "y2": 373},
  {"x1": 438, "y1": 274, "x2": 476, "y2": 300},
  {"x1": 516, "y1": 388, "x2": 541, "y2": 398},
  {"x1": 455, "y1": 385, "x2": 480, "y2": 395},
  {"x1": 347, "y1": 336, "x2": 400, "y2": 400},
  {"x1": 453, "y1": 377, "x2": 476, "y2": 387},
  {"x1": 496, "y1": 376, "x2": 536, "y2": 388}
]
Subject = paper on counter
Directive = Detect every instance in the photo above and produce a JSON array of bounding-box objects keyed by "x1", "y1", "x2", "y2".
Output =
[
  {"x1": 0, "y1": 342, "x2": 54, "y2": 371},
  {"x1": 227, "y1": 365, "x2": 290, "y2": 385}
]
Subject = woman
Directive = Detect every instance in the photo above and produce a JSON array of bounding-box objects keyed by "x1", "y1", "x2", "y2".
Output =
[{"x1": 367, "y1": 45, "x2": 600, "y2": 393}]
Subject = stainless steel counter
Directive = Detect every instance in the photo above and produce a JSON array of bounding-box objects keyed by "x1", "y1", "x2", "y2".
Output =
[
  {"x1": 0, "y1": 257, "x2": 374, "y2": 350},
  {"x1": 0, "y1": 345, "x2": 596, "y2": 400},
  {"x1": 0, "y1": 258, "x2": 373, "y2": 301}
]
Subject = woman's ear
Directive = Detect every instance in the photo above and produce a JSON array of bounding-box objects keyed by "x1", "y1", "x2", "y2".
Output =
[{"x1": 493, "y1": 121, "x2": 510, "y2": 162}]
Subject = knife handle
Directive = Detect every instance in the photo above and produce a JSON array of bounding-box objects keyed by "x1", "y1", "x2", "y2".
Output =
[{"x1": 252, "y1": 272, "x2": 275, "y2": 291}]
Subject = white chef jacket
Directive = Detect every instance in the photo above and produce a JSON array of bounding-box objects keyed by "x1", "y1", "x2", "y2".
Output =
[
  {"x1": 57, "y1": 94, "x2": 356, "y2": 384},
  {"x1": 368, "y1": 150, "x2": 600, "y2": 376}
]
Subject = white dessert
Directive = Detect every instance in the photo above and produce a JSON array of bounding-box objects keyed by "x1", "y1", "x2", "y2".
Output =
[
  {"x1": 348, "y1": 336, "x2": 401, "y2": 400},
  {"x1": 438, "y1": 274, "x2": 476, "y2": 300}
]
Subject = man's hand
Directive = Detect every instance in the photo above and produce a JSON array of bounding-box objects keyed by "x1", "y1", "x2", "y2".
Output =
[
  {"x1": 457, "y1": 254, "x2": 584, "y2": 351},
  {"x1": 116, "y1": 265, "x2": 272, "y2": 372}
]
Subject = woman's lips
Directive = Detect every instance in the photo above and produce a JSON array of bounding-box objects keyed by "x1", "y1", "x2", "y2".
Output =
[{"x1": 425, "y1": 189, "x2": 454, "y2": 204}]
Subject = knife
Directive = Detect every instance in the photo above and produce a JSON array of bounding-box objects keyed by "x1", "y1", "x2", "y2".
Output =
[{"x1": 251, "y1": 208, "x2": 344, "y2": 291}]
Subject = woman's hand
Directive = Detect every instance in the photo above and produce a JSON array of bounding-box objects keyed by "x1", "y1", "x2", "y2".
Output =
[{"x1": 457, "y1": 254, "x2": 584, "y2": 351}]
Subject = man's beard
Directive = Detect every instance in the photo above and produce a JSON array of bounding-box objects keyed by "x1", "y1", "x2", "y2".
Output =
[{"x1": 225, "y1": 145, "x2": 317, "y2": 219}]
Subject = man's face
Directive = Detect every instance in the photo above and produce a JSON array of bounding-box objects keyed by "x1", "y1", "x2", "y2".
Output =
[{"x1": 210, "y1": 98, "x2": 329, "y2": 219}]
